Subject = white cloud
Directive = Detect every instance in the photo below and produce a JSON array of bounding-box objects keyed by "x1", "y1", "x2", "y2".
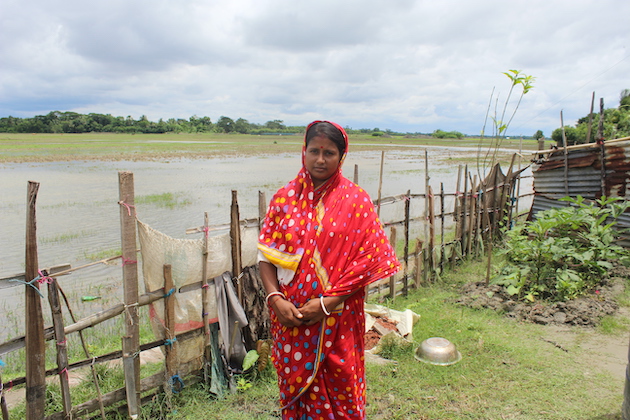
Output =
[{"x1": 1, "y1": 0, "x2": 629, "y2": 137}]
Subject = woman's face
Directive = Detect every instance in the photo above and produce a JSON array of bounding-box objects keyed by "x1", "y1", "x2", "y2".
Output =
[{"x1": 304, "y1": 135, "x2": 342, "y2": 188}]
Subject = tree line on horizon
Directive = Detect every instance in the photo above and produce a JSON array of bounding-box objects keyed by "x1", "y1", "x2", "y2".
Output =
[{"x1": 0, "y1": 111, "x2": 434, "y2": 137}]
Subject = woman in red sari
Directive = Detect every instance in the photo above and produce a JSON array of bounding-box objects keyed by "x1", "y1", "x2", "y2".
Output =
[{"x1": 258, "y1": 121, "x2": 400, "y2": 420}]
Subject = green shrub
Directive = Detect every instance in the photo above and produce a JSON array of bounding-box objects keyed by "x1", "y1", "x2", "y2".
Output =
[{"x1": 493, "y1": 196, "x2": 630, "y2": 302}]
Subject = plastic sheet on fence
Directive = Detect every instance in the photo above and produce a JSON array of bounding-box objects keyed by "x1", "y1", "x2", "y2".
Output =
[{"x1": 137, "y1": 219, "x2": 258, "y2": 364}]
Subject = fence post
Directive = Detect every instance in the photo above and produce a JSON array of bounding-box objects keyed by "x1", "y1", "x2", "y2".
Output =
[
  {"x1": 118, "y1": 171, "x2": 140, "y2": 417},
  {"x1": 389, "y1": 226, "x2": 397, "y2": 301},
  {"x1": 163, "y1": 264, "x2": 178, "y2": 391},
  {"x1": 403, "y1": 190, "x2": 410, "y2": 295},
  {"x1": 230, "y1": 190, "x2": 243, "y2": 303},
  {"x1": 376, "y1": 151, "x2": 385, "y2": 217},
  {"x1": 25, "y1": 181, "x2": 45, "y2": 420},
  {"x1": 258, "y1": 191, "x2": 267, "y2": 227},
  {"x1": 440, "y1": 182, "x2": 445, "y2": 272}
]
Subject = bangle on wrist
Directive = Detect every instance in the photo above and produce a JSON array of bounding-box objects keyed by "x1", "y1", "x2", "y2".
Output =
[
  {"x1": 266, "y1": 291, "x2": 285, "y2": 307},
  {"x1": 320, "y1": 295, "x2": 331, "y2": 316}
]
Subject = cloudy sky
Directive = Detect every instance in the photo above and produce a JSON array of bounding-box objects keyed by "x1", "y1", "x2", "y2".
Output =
[{"x1": 1, "y1": 0, "x2": 628, "y2": 137}]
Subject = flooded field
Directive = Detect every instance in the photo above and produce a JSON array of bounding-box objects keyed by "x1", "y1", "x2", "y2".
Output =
[{"x1": 0, "y1": 145, "x2": 532, "y2": 342}]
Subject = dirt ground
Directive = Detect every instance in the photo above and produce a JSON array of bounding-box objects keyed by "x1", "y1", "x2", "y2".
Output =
[{"x1": 457, "y1": 274, "x2": 630, "y2": 381}]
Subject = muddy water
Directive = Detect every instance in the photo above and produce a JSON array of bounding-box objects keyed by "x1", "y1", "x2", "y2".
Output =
[{"x1": 0, "y1": 146, "x2": 532, "y2": 342}]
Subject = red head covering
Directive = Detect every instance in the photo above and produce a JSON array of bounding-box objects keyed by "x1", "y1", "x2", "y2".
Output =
[{"x1": 258, "y1": 120, "x2": 399, "y2": 294}]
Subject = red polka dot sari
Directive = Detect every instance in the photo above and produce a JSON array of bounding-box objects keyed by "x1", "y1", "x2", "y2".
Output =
[{"x1": 258, "y1": 121, "x2": 400, "y2": 420}]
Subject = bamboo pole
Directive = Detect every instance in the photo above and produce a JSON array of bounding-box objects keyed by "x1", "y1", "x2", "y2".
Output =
[
  {"x1": 56, "y1": 283, "x2": 107, "y2": 419},
  {"x1": 560, "y1": 111, "x2": 569, "y2": 196},
  {"x1": 598, "y1": 98, "x2": 607, "y2": 197},
  {"x1": 439, "y1": 183, "x2": 445, "y2": 272},
  {"x1": 451, "y1": 165, "x2": 462, "y2": 267},
  {"x1": 47, "y1": 279, "x2": 72, "y2": 417},
  {"x1": 461, "y1": 165, "x2": 469, "y2": 257},
  {"x1": 25, "y1": 181, "x2": 45, "y2": 420},
  {"x1": 118, "y1": 171, "x2": 140, "y2": 418},
  {"x1": 258, "y1": 191, "x2": 267, "y2": 226},
  {"x1": 353, "y1": 164, "x2": 359, "y2": 185},
  {"x1": 0, "y1": 290, "x2": 166, "y2": 356},
  {"x1": 200, "y1": 213, "x2": 211, "y2": 385},
  {"x1": 376, "y1": 151, "x2": 385, "y2": 217},
  {"x1": 121, "y1": 336, "x2": 139, "y2": 417},
  {"x1": 466, "y1": 175, "x2": 476, "y2": 256},
  {"x1": 414, "y1": 239, "x2": 424, "y2": 289},
  {"x1": 424, "y1": 150, "x2": 429, "y2": 258},
  {"x1": 230, "y1": 190, "x2": 243, "y2": 303},
  {"x1": 389, "y1": 227, "x2": 397, "y2": 301},
  {"x1": 427, "y1": 185, "x2": 435, "y2": 278},
  {"x1": 586, "y1": 91, "x2": 595, "y2": 143},
  {"x1": 163, "y1": 265, "x2": 178, "y2": 390},
  {"x1": 474, "y1": 177, "x2": 483, "y2": 257},
  {"x1": 0, "y1": 370, "x2": 9, "y2": 420},
  {"x1": 403, "y1": 190, "x2": 410, "y2": 295}
]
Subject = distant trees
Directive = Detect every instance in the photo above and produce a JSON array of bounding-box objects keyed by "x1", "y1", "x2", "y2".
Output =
[
  {"x1": 432, "y1": 129, "x2": 463, "y2": 139},
  {"x1": 552, "y1": 89, "x2": 630, "y2": 146},
  {"x1": 533, "y1": 130, "x2": 544, "y2": 140}
]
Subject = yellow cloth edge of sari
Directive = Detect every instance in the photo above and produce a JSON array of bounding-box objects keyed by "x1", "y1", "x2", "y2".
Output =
[{"x1": 257, "y1": 243, "x2": 301, "y2": 272}]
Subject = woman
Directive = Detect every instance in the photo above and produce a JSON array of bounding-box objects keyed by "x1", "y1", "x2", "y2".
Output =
[{"x1": 258, "y1": 121, "x2": 400, "y2": 420}]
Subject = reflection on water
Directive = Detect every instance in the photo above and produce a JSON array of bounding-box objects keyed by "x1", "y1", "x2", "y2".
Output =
[{"x1": 0, "y1": 148, "x2": 532, "y2": 342}]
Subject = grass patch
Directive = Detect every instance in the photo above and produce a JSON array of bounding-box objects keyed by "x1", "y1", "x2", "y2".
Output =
[{"x1": 135, "y1": 192, "x2": 192, "y2": 209}]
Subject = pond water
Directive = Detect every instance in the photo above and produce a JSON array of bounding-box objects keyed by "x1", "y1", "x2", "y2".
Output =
[{"x1": 0, "y1": 145, "x2": 532, "y2": 343}]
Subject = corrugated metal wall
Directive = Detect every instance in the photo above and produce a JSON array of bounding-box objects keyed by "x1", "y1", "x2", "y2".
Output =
[{"x1": 530, "y1": 137, "x2": 630, "y2": 243}]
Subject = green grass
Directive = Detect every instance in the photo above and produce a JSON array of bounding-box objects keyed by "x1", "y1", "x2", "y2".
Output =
[
  {"x1": 12, "y1": 255, "x2": 619, "y2": 419},
  {"x1": 0, "y1": 132, "x2": 540, "y2": 163}
]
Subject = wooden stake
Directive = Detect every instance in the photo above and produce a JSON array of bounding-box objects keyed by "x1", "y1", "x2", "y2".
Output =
[
  {"x1": 258, "y1": 191, "x2": 267, "y2": 223},
  {"x1": 47, "y1": 279, "x2": 72, "y2": 417},
  {"x1": 560, "y1": 110, "x2": 569, "y2": 196},
  {"x1": 389, "y1": 227, "x2": 397, "y2": 301},
  {"x1": 25, "y1": 181, "x2": 45, "y2": 420},
  {"x1": 461, "y1": 165, "x2": 469, "y2": 256},
  {"x1": 163, "y1": 265, "x2": 178, "y2": 387},
  {"x1": 376, "y1": 151, "x2": 385, "y2": 217},
  {"x1": 230, "y1": 190, "x2": 243, "y2": 302},
  {"x1": 403, "y1": 190, "x2": 410, "y2": 295},
  {"x1": 427, "y1": 185, "x2": 435, "y2": 278},
  {"x1": 451, "y1": 166, "x2": 462, "y2": 268},
  {"x1": 0, "y1": 370, "x2": 9, "y2": 420},
  {"x1": 585, "y1": 91, "x2": 595, "y2": 143},
  {"x1": 439, "y1": 182, "x2": 445, "y2": 272},
  {"x1": 414, "y1": 239, "x2": 424, "y2": 289},
  {"x1": 201, "y1": 213, "x2": 211, "y2": 384},
  {"x1": 353, "y1": 164, "x2": 359, "y2": 184},
  {"x1": 118, "y1": 171, "x2": 140, "y2": 418}
]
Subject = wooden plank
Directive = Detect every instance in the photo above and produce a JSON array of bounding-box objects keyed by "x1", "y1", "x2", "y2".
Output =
[
  {"x1": 25, "y1": 181, "x2": 45, "y2": 420},
  {"x1": 47, "y1": 279, "x2": 72, "y2": 417},
  {"x1": 118, "y1": 171, "x2": 140, "y2": 418}
]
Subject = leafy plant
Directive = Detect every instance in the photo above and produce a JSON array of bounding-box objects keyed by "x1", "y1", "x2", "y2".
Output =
[
  {"x1": 493, "y1": 196, "x2": 629, "y2": 301},
  {"x1": 478, "y1": 69, "x2": 535, "y2": 178}
]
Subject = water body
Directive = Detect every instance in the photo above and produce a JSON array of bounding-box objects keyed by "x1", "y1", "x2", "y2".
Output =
[{"x1": 0, "y1": 147, "x2": 532, "y2": 342}]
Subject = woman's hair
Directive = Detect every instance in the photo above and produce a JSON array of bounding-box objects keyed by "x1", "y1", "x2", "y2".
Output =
[{"x1": 305, "y1": 122, "x2": 346, "y2": 156}]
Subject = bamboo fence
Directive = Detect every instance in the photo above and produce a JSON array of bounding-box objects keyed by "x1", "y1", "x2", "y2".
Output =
[{"x1": 0, "y1": 154, "x2": 531, "y2": 419}]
